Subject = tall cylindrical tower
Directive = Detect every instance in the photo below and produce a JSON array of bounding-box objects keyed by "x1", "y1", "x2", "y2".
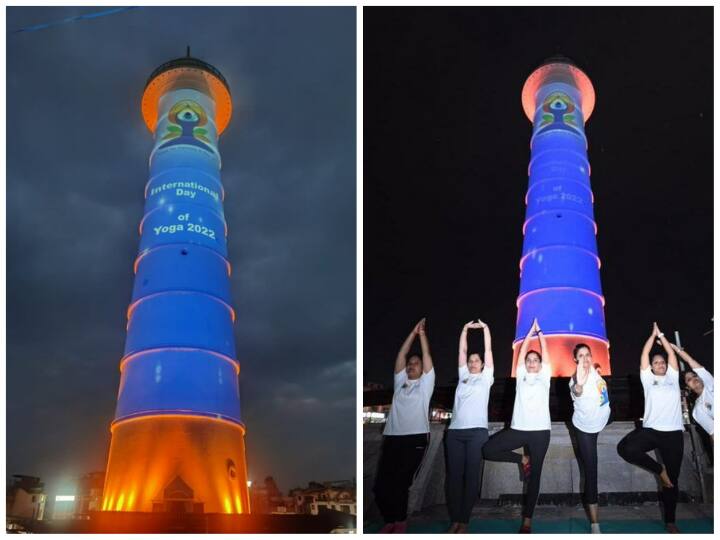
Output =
[
  {"x1": 102, "y1": 54, "x2": 249, "y2": 514},
  {"x1": 512, "y1": 57, "x2": 610, "y2": 377}
]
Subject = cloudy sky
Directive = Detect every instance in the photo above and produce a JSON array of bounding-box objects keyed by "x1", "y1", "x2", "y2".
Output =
[{"x1": 7, "y1": 6, "x2": 356, "y2": 495}]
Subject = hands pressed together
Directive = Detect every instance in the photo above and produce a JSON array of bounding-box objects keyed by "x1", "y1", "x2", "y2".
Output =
[
  {"x1": 464, "y1": 319, "x2": 487, "y2": 331},
  {"x1": 530, "y1": 318, "x2": 542, "y2": 335}
]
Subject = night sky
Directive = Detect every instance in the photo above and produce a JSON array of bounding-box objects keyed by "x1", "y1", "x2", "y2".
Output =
[
  {"x1": 364, "y1": 7, "x2": 713, "y2": 387},
  {"x1": 7, "y1": 7, "x2": 356, "y2": 495}
]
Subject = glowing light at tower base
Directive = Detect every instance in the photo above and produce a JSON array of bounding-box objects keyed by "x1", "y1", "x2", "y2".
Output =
[{"x1": 103, "y1": 415, "x2": 249, "y2": 514}]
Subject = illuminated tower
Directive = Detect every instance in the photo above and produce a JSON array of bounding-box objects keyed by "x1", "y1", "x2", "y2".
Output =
[
  {"x1": 513, "y1": 57, "x2": 610, "y2": 377},
  {"x1": 102, "y1": 52, "x2": 249, "y2": 514}
]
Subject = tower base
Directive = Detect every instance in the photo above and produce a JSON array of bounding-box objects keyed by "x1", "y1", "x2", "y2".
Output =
[
  {"x1": 511, "y1": 334, "x2": 610, "y2": 377},
  {"x1": 102, "y1": 415, "x2": 249, "y2": 514}
]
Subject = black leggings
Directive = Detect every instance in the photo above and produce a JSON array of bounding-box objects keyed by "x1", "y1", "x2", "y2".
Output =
[
  {"x1": 373, "y1": 434, "x2": 429, "y2": 523},
  {"x1": 445, "y1": 428, "x2": 489, "y2": 524},
  {"x1": 482, "y1": 428, "x2": 551, "y2": 518},
  {"x1": 574, "y1": 427, "x2": 599, "y2": 505},
  {"x1": 617, "y1": 428, "x2": 684, "y2": 523}
]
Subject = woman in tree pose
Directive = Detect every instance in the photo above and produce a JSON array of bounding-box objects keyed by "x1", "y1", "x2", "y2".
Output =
[
  {"x1": 482, "y1": 318, "x2": 551, "y2": 534},
  {"x1": 373, "y1": 318, "x2": 435, "y2": 534},
  {"x1": 617, "y1": 323, "x2": 684, "y2": 534},
  {"x1": 445, "y1": 319, "x2": 494, "y2": 533},
  {"x1": 569, "y1": 343, "x2": 611, "y2": 533},
  {"x1": 671, "y1": 343, "x2": 714, "y2": 441}
]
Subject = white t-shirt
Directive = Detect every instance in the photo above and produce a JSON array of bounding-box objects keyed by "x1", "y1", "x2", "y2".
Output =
[
  {"x1": 449, "y1": 365, "x2": 494, "y2": 430},
  {"x1": 692, "y1": 367, "x2": 714, "y2": 436},
  {"x1": 640, "y1": 365, "x2": 683, "y2": 431},
  {"x1": 384, "y1": 367, "x2": 436, "y2": 436},
  {"x1": 570, "y1": 367, "x2": 610, "y2": 433},
  {"x1": 511, "y1": 359, "x2": 551, "y2": 431}
]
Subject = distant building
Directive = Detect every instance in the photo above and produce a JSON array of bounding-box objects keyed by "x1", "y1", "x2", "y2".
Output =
[
  {"x1": 76, "y1": 472, "x2": 105, "y2": 516},
  {"x1": 7, "y1": 475, "x2": 46, "y2": 529},
  {"x1": 249, "y1": 476, "x2": 296, "y2": 514},
  {"x1": 247, "y1": 476, "x2": 356, "y2": 517},
  {"x1": 47, "y1": 471, "x2": 106, "y2": 520},
  {"x1": 362, "y1": 404, "x2": 390, "y2": 423},
  {"x1": 52, "y1": 496, "x2": 76, "y2": 520},
  {"x1": 290, "y1": 480, "x2": 356, "y2": 516}
]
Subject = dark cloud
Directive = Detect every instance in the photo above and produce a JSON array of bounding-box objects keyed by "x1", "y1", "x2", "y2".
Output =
[{"x1": 7, "y1": 6, "x2": 356, "y2": 494}]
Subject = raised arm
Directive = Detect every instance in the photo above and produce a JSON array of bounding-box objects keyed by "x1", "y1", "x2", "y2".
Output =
[
  {"x1": 395, "y1": 320, "x2": 420, "y2": 374},
  {"x1": 655, "y1": 323, "x2": 678, "y2": 371},
  {"x1": 536, "y1": 319, "x2": 551, "y2": 369},
  {"x1": 670, "y1": 343, "x2": 703, "y2": 371},
  {"x1": 572, "y1": 357, "x2": 589, "y2": 396},
  {"x1": 479, "y1": 320, "x2": 494, "y2": 369},
  {"x1": 640, "y1": 323, "x2": 657, "y2": 370},
  {"x1": 458, "y1": 321, "x2": 473, "y2": 368},
  {"x1": 418, "y1": 318, "x2": 433, "y2": 373},
  {"x1": 517, "y1": 319, "x2": 537, "y2": 366}
]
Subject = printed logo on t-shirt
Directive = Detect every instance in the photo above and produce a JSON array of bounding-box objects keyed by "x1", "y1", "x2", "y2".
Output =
[
  {"x1": 401, "y1": 380, "x2": 419, "y2": 391},
  {"x1": 597, "y1": 379, "x2": 609, "y2": 407},
  {"x1": 650, "y1": 375, "x2": 673, "y2": 388}
]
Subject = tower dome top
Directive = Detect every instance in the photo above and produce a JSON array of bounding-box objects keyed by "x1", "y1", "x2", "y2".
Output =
[
  {"x1": 141, "y1": 49, "x2": 233, "y2": 135},
  {"x1": 521, "y1": 56, "x2": 595, "y2": 123}
]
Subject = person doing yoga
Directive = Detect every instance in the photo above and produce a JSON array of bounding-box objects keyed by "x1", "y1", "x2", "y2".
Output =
[
  {"x1": 670, "y1": 343, "x2": 714, "y2": 441},
  {"x1": 445, "y1": 319, "x2": 494, "y2": 533},
  {"x1": 569, "y1": 343, "x2": 610, "y2": 533},
  {"x1": 373, "y1": 318, "x2": 435, "y2": 534},
  {"x1": 617, "y1": 322, "x2": 684, "y2": 534},
  {"x1": 482, "y1": 318, "x2": 551, "y2": 534}
]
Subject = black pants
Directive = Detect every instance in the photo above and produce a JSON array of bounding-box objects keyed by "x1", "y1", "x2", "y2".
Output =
[
  {"x1": 482, "y1": 428, "x2": 551, "y2": 518},
  {"x1": 373, "y1": 434, "x2": 429, "y2": 523},
  {"x1": 617, "y1": 427, "x2": 684, "y2": 523},
  {"x1": 574, "y1": 427, "x2": 599, "y2": 505},
  {"x1": 445, "y1": 428, "x2": 489, "y2": 524}
]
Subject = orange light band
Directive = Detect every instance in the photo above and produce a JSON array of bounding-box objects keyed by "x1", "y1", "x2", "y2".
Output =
[
  {"x1": 133, "y1": 244, "x2": 232, "y2": 277},
  {"x1": 126, "y1": 290, "x2": 236, "y2": 322},
  {"x1": 141, "y1": 67, "x2": 233, "y2": 135},
  {"x1": 118, "y1": 346, "x2": 240, "y2": 375},
  {"x1": 110, "y1": 412, "x2": 247, "y2": 434},
  {"x1": 516, "y1": 286, "x2": 606, "y2": 308}
]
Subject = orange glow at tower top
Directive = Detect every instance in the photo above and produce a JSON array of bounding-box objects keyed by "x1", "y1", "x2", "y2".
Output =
[
  {"x1": 141, "y1": 56, "x2": 233, "y2": 135},
  {"x1": 521, "y1": 61, "x2": 595, "y2": 123}
]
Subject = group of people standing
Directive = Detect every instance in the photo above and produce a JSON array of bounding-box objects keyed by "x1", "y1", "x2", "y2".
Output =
[{"x1": 373, "y1": 319, "x2": 713, "y2": 534}]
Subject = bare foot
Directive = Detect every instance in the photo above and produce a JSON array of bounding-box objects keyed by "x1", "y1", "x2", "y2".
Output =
[
  {"x1": 447, "y1": 522, "x2": 459, "y2": 534},
  {"x1": 659, "y1": 467, "x2": 674, "y2": 488},
  {"x1": 456, "y1": 523, "x2": 468, "y2": 534},
  {"x1": 665, "y1": 523, "x2": 680, "y2": 534}
]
